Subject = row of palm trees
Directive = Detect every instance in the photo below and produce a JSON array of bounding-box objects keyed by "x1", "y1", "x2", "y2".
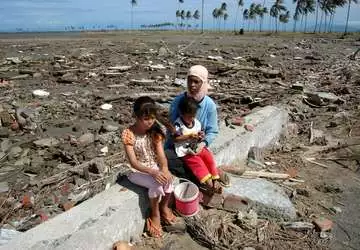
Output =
[
  {"x1": 130, "y1": 0, "x2": 358, "y2": 33},
  {"x1": 212, "y1": 3, "x2": 229, "y2": 30},
  {"x1": 175, "y1": 10, "x2": 201, "y2": 29}
]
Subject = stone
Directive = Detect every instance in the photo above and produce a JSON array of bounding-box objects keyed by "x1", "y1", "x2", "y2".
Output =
[
  {"x1": 244, "y1": 124, "x2": 254, "y2": 132},
  {"x1": 14, "y1": 158, "x2": 31, "y2": 166},
  {"x1": 0, "y1": 182, "x2": 9, "y2": 193},
  {"x1": 97, "y1": 132, "x2": 119, "y2": 145},
  {"x1": 33, "y1": 73, "x2": 42, "y2": 78},
  {"x1": 0, "y1": 139, "x2": 11, "y2": 152},
  {"x1": 243, "y1": 247, "x2": 256, "y2": 250},
  {"x1": 62, "y1": 201, "x2": 76, "y2": 211},
  {"x1": 104, "y1": 125, "x2": 119, "y2": 132},
  {"x1": 247, "y1": 147, "x2": 263, "y2": 162},
  {"x1": 8, "y1": 146, "x2": 22, "y2": 159},
  {"x1": 0, "y1": 128, "x2": 9, "y2": 138},
  {"x1": 291, "y1": 83, "x2": 304, "y2": 91},
  {"x1": 223, "y1": 194, "x2": 250, "y2": 212},
  {"x1": 201, "y1": 193, "x2": 223, "y2": 209},
  {"x1": 158, "y1": 47, "x2": 167, "y2": 57},
  {"x1": 60, "y1": 72, "x2": 78, "y2": 83},
  {"x1": 74, "y1": 177, "x2": 87, "y2": 187},
  {"x1": 100, "y1": 104, "x2": 112, "y2": 110},
  {"x1": 33, "y1": 138, "x2": 60, "y2": 148},
  {"x1": 0, "y1": 152, "x2": 5, "y2": 160},
  {"x1": 78, "y1": 133, "x2": 95, "y2": 146},
  {"x1": 32, "y1": 90, "x2": 50, "y2": 98},
  {"x1": 331, "y1": 206, "x2": 342, "y2": 214},
  {"x1": 108, "y1": 66, "x2": 132, "y2": 72},
  {"x1": 0, "y1": 111, "x2": 12, "y2": 127},
  {"x1": 6, "y1": 57, "x2": 22, "y2": 64},
  {"x1": 313, "y1": 217, "x2": 333, "y2": 232},
  {"x1": 224, "y1": 177, "x2": 296, "y2": 220}
]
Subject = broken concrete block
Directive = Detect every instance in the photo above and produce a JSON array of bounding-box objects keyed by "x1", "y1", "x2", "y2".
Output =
[
  {"x1": 34, "y1": 138, "x2": 60, "y2": 148},
  {"x1": 201, "y1": 193, "x2": 223, "y2": 209},
  {"x1": 224, "y1": 176, "x2": 296, "y2": 220},
  {"x1": 223, "y1": 194, "x2": 250, "y2": 212}
]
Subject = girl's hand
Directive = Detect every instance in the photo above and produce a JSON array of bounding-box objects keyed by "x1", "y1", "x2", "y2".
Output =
[
  {"x1": 194, "y1": 142, "x2": 206, "y2": 154},
  {"x1": 150, "y1": 169, "x2": 168, "y2": 185},
  {"x1": 161, "y1": 170, "x2": 173, "y2": 182}
]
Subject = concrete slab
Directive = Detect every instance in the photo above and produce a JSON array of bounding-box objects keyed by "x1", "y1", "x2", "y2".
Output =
[
  {"x1": 0, "y1": 179, "x2": 149, "y2": 250},
  {"x1": 210, "y1": 105, "x2": 287, "y2": 165},
  {"x1": 1, "y1": 105, "x2": 289, "y2": 250},
  {"x1": 225, "y1": 177, "x2": 296, "y2": 221}
]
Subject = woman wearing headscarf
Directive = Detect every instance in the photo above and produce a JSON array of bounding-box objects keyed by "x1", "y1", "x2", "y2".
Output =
[{"x1": 165, "y1": 65, "x2": 229, "y2": 187}]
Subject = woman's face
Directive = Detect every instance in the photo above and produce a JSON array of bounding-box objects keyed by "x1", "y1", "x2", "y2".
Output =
[{"x1": 187, "y1": 75, "x2": 203, "y2": 95}]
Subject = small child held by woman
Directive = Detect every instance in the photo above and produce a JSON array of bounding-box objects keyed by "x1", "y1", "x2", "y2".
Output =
[
  {"x1": 121, "y1": 96, "x2": 176, "y2": 238},
  {"x1": 173, "y1": 96, "x2": 223, "y2": 194}
]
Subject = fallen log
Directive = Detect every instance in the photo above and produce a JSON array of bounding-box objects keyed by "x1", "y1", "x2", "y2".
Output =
[{"x1": 241, "y1": 170, "x2": 290, "y2": 179}]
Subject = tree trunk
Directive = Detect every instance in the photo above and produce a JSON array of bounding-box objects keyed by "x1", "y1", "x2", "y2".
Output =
[
  {"x1": 131, "y1": 6, "x2": 134, "y2": 30},
  {"x1": 314, "y1": 1, "x2": 319, "y2": 33},
  {"x1": 344, "y1": 0, "x2": 351, "y2": 34},
  {"x1": 324, "y1": 14, "x2": 327, "y2": 33},
  {"x1": 201, "y1": 0, "x2": 205, "y2": 33},
  {"x1": 304, "y1": 15, "x2": 308, "y2": 33},
  {"x1": 248, "y1": 20, "x2": 250, "y2": 32},
  {"x1": 276, "y1": 18, "x2": 278, "y2": 33},
  {"x1": 293, "y1": 20, "x2": 297, "y2": 32},
  {"x1": 318, "y1": 10, "x2": 324, "y2": 33},
  {"x1": 234, "y1": 6, "x2": 239, "y2": 32},
  {"x1": 300, "y1": 14, "x2": 304, "y2": 31}
]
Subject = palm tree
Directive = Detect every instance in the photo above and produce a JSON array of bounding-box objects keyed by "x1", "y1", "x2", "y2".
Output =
[
  {"x1": 249, "y1": 3, "x2": 257, "y2": 31},
  {"x1": 201, "y1": 0, "x2": 205, "y2": 32},
  {"x1": 176, "y1": 10, "x2": 181, "y2": 29},
  {"x1": 270, "y1": 0, "x2": 287, "y2": 32},
  {"x1": 178, "y1": 0, "x2": 184, "y2": 29},
  {"x1": 130, "y1": 0, "x2": 137, "y2": 30},
  {"x1": 193, "y1": 10, "x2": 200, "y2": 29},
  {"x1": 186, "y1": 10, "x2": 192, "y2": 29},
  {"x1": 328, "y1": 0, "x2": 346, "y2": 32},
  {"x1": 217, "y1": 8, "x2": 224, "y2": 31},
  {"x1": 314, "y1": 0, "x2": 321, "y2": 32},
  {"x1": 213, "y1": 8, "x2": 219, "y2": 30},
  {"x1": 293, "y1": 0, "x2": 303, "y2": 32},
  {"x1": 221, "y1": 2, "x2": 227, "y2": 11},
  {"x1": 224, "y1": 13, "x2": 229, "y2": 30},
  {"x1": 279, "y1": 10, "x2": 290, "y2": 31},
  {"x1": 303, "y1": 0, "x2": 316, "y2": 32},
  {"x1": 234, "y1": 0, "x2": 244, "y2": 31},
  {"x1": 180, "y1": 10, "x2": 186, "y2": 29},
  {"x1": 344, "y1": 0, "x2": 358, "y2": 34},
  {"x1": 243, "y1": 8, "x2": 250, "y2": 31}
]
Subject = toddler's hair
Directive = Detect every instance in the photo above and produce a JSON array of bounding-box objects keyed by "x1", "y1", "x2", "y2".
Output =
[{"x1": 179, "y1": 96, "x2": 199, "y2": 116}]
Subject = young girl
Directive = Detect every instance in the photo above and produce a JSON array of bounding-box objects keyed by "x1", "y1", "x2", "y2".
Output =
[
  {"x1": 173, "y1": 96, "x2": 223, "y2": 194},
  {"x1": 121, "y1": 96, "x2": 176, "y2": 238}
]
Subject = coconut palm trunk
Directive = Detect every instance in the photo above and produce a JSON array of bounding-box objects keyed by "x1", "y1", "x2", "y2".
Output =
[
  {"x1": 201, "y1": 0, "x2": 205, "y2": 33},
  {"x1": 314, "y1": 1, "x2": 319, "y2": 32},
  {"x1": 344, "y1": 0, "x2": 352, "y2": 34}
]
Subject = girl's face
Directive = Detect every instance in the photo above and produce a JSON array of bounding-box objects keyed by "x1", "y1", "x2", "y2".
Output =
[
  {"x1": 136, "y1": 115, "x2": 156, "y2": 131},
  {"x1": 181, "y1": 113, "x2": 195, "y2": 126},
  {"x1": 187, "y1": 75, "x2": 203, "y2": 95}
]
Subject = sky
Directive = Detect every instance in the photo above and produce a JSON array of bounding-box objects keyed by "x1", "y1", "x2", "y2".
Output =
[{"x1": 0, "y1": 0, "x2": 359, "y2": 32}]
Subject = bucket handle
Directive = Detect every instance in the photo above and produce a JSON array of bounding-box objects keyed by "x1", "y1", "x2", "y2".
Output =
[{"x1": 177, "y1": 177, "x2": 195, "y2": 185}]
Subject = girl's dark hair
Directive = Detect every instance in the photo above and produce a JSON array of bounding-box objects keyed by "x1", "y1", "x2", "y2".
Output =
[
  {"x1": 133, "y1": 96, "x2": 166, "y2": 138},
  {"x1": 179, "y1": 96, "x2": 199, "y2": 116},
  {"x1": 133, "y1": 96, "x2": 157, "y2": 118}
]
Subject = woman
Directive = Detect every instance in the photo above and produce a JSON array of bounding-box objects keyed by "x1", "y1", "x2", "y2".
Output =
[{"x1": 165, "y1": 65, "x2": 229, "y2": 186}]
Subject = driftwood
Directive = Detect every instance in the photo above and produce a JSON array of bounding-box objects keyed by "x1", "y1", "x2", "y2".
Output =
[{"x1": 242, "y1": 171, "x2": 290, "y2": 179}]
